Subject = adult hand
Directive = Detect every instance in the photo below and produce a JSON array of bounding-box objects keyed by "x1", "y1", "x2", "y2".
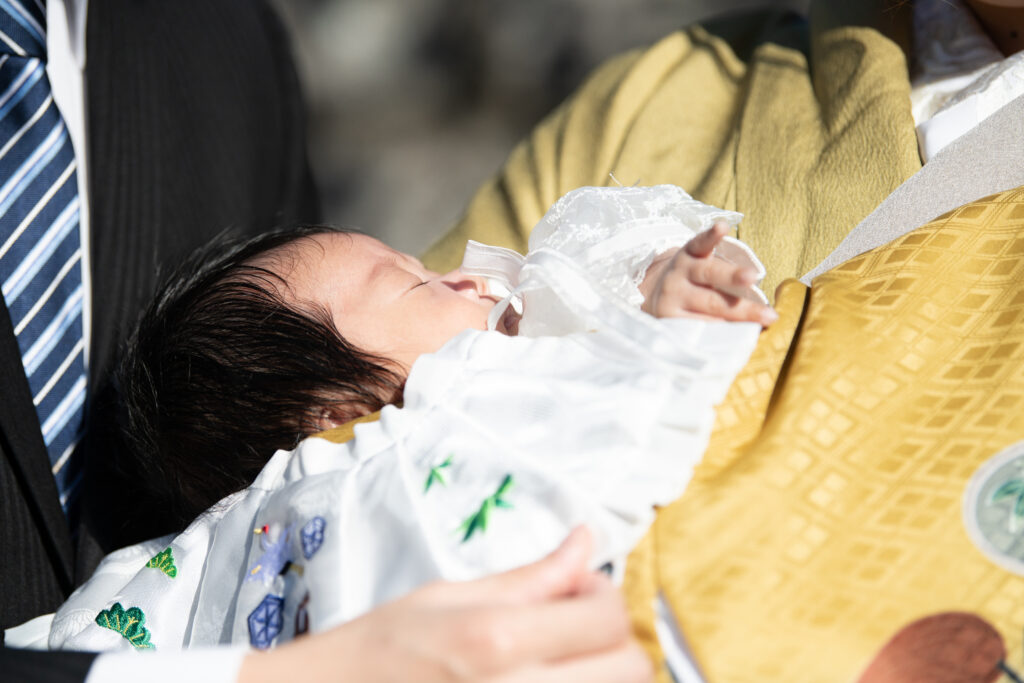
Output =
[
  {"x1": 640, "y1": 222, "x2": 777, "y2": 326},
  {"x1": 238, "y1": 527, "x2": 652, "y2": 682}
]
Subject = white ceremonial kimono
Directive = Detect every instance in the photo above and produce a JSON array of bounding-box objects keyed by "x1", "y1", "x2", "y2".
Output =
[{"x1": 46, "y1": 185, "x2": 766, "y2": 654}]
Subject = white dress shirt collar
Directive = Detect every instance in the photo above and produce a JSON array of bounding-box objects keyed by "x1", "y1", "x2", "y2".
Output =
[{"x1": 55, "y1": 0, "x2": 87, "y2": 68}]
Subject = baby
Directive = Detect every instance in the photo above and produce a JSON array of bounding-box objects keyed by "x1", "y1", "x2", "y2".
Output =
[
  {"x1": 50, "y1": 184, "x2": 774, "y2": 653},
  {"x1": 116, "y1": 184, "x2": 776, "y2": 539}
]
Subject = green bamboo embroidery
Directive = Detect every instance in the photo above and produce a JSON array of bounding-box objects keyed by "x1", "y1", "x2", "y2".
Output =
[
  {"x1": 95, "y1": 602, "x2": 155, "y2": 650},
  {"x1": 459, "y1": 474, "x2": 514, "y2": 542},
  {"x1": 990, "y1": 477, "x2": 1024, "y2": 532},
  {"x1": 145, "y1": 547, "x2": 178, "y2": 578},
  {"x1": 424, "y1": 455, "x2": 454, "y2": 492}
]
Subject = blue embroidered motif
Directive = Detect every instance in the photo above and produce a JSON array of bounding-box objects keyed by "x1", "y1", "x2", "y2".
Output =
[
  {"x1": 248, "y1": 594, "x2": 285, "y2": 650},
  {"x1": 246, "y1": 524, "x2": 294, "y2": 584},
  {"x1": 301, "y1": 517, "x2": 326, "y2": 559}
]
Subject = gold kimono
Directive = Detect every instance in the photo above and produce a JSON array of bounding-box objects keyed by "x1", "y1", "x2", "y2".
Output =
[{"x1": 415, "y1": 2, "x2": 1024, "y2": 680}]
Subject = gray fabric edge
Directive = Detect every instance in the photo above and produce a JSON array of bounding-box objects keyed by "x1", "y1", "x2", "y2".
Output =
[{"x1": 800, "y1": 92, "x2": 1024, "y2": 285}]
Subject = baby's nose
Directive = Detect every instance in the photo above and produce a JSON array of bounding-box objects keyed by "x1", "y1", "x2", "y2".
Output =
[{"x1": 438, "y1": 269, "x2": 489, "y2": 298}]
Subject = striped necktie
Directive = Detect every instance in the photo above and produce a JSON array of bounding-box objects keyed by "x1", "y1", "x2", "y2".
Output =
[{"x1": 0, "y1": 0, "x2": 86, "y2": 520}]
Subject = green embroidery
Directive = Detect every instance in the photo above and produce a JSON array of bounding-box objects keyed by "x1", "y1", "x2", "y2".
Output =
[
  {"x1": 145, "y1": 547, "x2": 178, "y2": 578},
  {"x1": 424, "y1": 455, "x2": 454, "y2": 492},
  {"x1": 990, "y1": 478, "x2": 1024, "y2": 532},
  {"x1": 459, "y1": 474, "x2": 515, "y2": 542},
  {"x1": 95, "y1": 602, "x2": 155, "y2": 650}
]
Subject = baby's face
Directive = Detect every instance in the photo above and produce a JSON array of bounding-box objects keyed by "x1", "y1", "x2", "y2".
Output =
[{"x1": 276, "y1": 232, "x2": 499, "y2": 371}]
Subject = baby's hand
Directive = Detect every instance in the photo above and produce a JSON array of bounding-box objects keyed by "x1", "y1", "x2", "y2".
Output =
[{"x1": 640, "y1": 222, "x2": 777, "y2": 326}]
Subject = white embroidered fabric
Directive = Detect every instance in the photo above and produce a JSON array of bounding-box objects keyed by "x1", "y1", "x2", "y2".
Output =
[
  {"x1": 47, "y1": 185, "x2": 764, "y2": 656},
  {"x1": 462, "y1": 185, "x2": 765, "y2": 341}
]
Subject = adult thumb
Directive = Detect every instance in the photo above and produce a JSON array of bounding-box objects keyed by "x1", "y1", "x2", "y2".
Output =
[{"x1": 450, "y1": 526, "x2": 594, "y2": 605}]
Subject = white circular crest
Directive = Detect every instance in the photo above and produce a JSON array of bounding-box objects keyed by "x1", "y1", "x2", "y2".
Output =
[{"x1": 963, "y1": 441, "x2": 1024, "y2": 576}]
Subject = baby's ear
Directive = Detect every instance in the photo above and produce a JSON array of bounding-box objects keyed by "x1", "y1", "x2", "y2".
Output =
[{"x1": 312, "y1": 405, "x2": 350, "y2": 433}]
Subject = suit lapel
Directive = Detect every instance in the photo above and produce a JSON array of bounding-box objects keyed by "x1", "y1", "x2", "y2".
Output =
[{"x1": 0, "y1": 296, "x2": 75, "y2": 590}]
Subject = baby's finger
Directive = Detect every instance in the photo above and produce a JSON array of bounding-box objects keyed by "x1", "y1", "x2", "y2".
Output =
[
  {"x1": 685, "y1": 287, "x2": 777, "y2": 326},
  {"x1": 684, "y1": 257, "x2": 758, "y2": 296},
  {"x1": 683, "y1": 222, "x2": 729, "y2": 258}
]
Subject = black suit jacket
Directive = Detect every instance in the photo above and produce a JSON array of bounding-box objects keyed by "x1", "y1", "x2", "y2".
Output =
[{"x1": 1, "y1": 0, "x2": 318, "y2": 677}]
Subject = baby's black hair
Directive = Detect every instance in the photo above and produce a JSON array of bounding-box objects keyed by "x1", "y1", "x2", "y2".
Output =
[{"x1": 117, "y1": 226, "x2": 403, "y2": 534}]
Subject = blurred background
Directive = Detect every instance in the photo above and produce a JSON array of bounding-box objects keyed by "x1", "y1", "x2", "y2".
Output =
[{"x1": 270, "y1": 0, "x2": 808, "y2": 255}]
